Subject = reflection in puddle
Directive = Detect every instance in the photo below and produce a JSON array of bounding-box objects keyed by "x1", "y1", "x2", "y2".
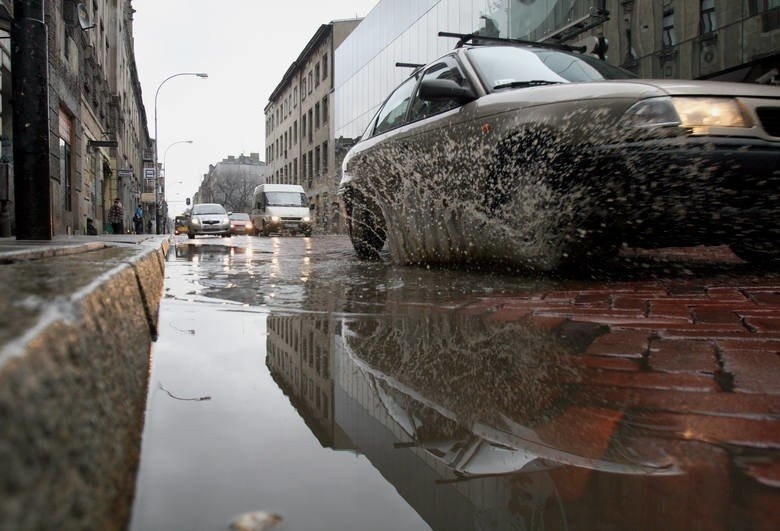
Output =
[{"x1": 267, "y1": 310, "x2": 776, "y2": 530}]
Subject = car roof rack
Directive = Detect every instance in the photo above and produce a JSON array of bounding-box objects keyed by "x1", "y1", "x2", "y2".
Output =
[
  {"x1": 396, "y1": 61, "x2": 425, "y2": 75},
  {"x1": 438, "y1": 31, "x2": 586, "y2": 53}
]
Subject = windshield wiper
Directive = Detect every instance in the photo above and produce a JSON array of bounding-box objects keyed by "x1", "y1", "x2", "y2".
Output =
[{"x1": 492, "y1": 80, "x2": 562, "y2": 90}]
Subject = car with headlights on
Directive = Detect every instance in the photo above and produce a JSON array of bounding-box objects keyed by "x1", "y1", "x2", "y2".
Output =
[
  {"x1": 339, "y1": 33, "x2": 780, "y2": 270},
  {"x1": 187, "y1": 203, "x2": 231, "y2": 238},
  {"x1": 229, "y1": 212, "x2": 253, "y2": 235}
]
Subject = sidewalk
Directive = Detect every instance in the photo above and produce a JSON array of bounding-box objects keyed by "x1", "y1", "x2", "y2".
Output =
[{"x1": 0, "y1": 234, "x2": 170, "y2": 530}]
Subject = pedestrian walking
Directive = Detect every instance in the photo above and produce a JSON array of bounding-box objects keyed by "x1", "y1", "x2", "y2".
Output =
[
  {"x1": 133, "y1": 205, "x2": 144, "y2": 234},
  {"x1": 108, "y1": 198, "x2": 124, "y2": 234}
]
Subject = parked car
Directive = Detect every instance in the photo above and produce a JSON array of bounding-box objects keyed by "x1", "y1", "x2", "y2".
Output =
[
  {"x1": 187, "y1": 203, "x2": 231, "y2": 238},
  {"x1": 339, "y1": 33, "x2": 780, "y2": 270},
  {"x1": 229, "y1": 212, "x2": 253, "y2": 235}
]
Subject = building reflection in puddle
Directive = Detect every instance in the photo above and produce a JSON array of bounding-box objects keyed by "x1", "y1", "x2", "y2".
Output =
[{"x1": 265, "y1": 307, "x2": 776, "y2": 530}]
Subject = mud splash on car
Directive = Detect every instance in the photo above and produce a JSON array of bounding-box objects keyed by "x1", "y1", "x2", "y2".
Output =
[
  {"x1": 347, "y1": 104, "x2": 749, "y2": 272},
  {"x1": 349, "y1": 108, "x2": 630, "y2": 271}
]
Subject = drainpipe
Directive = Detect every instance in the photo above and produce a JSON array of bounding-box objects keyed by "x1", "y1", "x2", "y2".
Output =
[{"x1": 12, "y1": 0, "x2": 51, "y2": 240}]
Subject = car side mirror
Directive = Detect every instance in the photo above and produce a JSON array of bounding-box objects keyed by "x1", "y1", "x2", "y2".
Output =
[{"x1": 419, "y1": 79, "x2": 476, "y2": 104}]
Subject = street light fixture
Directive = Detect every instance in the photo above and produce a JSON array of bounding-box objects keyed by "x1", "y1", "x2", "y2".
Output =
[
  {"x1": 163, "y1": 139, "x2": 194, "y2": 176},
  {"x1": 153, "y1": 72, "x2": 207, "y2": 233}
]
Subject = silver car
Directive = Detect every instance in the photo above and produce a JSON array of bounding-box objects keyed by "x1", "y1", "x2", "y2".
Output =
[
  {"x1": 187, "y1": 203, "x2": 231, "y2": 239},
  {"x1": 339, "y1": 34, "x2": 780, "y2": 270}
]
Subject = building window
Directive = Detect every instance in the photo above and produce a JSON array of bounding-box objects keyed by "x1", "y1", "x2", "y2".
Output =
[
  {"x1": 301, "y1": 115, "x2": 307, "y2": 142},
  {"x1": 751, "y1": 0, "x2": 780, "y2": 31},
  {"x1": 700, "y1": 0, "x2": 717, "y2": 34},
  {"x1": 293, "y1": 86, "x2": 298, "y2": 106},
  {"x1": 322, "y1": 97, "x2": 329, "y2": 124},
  {"x1": 322, "y1": 141, "x2": 328, "y2": 169},
  {"x1": 308, "y1": 109, "x2": 313, "y2": 142},
  {"x1": 662, "y1": 9, "x2": 677, "y2": 49},
  {"x1": 750, "y1": 0, "x2": 780, "y2": 15},
  {"x1": 302, "y1": 78, "x2": 307, "y2": 99},
  {"x1": 314, "y1": 102, "x2": 320, "y2": 129},
  {"x1": 308, "y1": 72, "x2": 313, "y2": 93},
  {"x1": 314, "y1": 146, "x2": 320, "y2": 176},
  {"x1": 58, "y1": 109, "x2": 73, "y2": 212},
  {"x1": 315, "y1": 63, "x2": 320, "y2": 86},
  {"x1": 293, "y1": 120, "x2": 298, "y2": 143},
  {"x1": 308, "y1": 152, "x2": 313, "y2": 187},
  {"x1": 322, "y1": 53, "x2": 328, "y2": 80},
  {"x1": 60, "y1": 139, "x2": 72, "y2": 211}
]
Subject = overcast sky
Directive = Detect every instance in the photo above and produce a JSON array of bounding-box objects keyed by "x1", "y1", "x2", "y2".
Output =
[{"x1": 132, "y1": 0, "x2": 379, "y2": 213}]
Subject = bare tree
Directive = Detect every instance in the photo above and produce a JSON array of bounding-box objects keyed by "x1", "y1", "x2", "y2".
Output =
[{"x1": 197, "y1": 155, "x2": 266, "y2": 212}]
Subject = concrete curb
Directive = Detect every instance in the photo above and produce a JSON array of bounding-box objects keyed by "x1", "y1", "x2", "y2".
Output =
[{"x1": 0, "y1": 238, "x2": 169, "y2": 530}]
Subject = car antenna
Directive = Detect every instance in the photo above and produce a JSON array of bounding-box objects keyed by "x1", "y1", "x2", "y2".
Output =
[{"x1": 438, "y1": 31, "x2": 586, "y2": 53}]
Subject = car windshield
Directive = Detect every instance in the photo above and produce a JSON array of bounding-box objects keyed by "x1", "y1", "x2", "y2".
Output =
[
  {"x1": 230, "y1": 213, "x2": 250, "y2": 221},
  {"x1": 192, "y1": 204, "x2": 226, "y2": 215},
  {"x1": 265, "y1": 192, "x2": 307, "y2": 207},
  {"x1": 467, "y1": 46, "x2": 637, "y2": 91}
]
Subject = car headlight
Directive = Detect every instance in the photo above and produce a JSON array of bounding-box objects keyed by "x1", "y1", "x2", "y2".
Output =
[
  {"x1": 271, "y1": 216, "x2": 280, "y2": 222},
  {"x1": 303, "y1": 216, "x2": 310, "y2": 223},
  {"x1": 246, "y1": 222, "x2": 253, "y2": 229},
  {"x1": 191, "y1": 218, "x2": 201, "y2": 225},
  {"x1": 622, "y1": 96, "x2": 750, "y2": 130}
]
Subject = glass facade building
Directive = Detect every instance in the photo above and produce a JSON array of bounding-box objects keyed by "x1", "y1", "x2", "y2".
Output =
[
  {"x1": 335, "y1": 0, "x2": 780, "y2": 141},
  {"x1": 334, "y1": 0, "x2": 604, "y2": 141}
]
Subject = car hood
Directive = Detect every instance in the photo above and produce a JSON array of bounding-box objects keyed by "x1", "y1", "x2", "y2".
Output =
[
  {"x1": 610, "y1": 79, "x2": 780, "y2": 98},
  {"x1": 483, "y1": 79, "x2": 780, "y2": 107}
]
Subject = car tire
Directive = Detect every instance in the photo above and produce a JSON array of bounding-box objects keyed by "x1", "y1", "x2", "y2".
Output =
[
  {"x1": 347, "y1": 189, "x2": 386, "y2": 259},
  {"x1": 187, "y1": 232, "x2": 195, "y2": 240},
  {"x1": 261, "y1": 223, "x2": 270, "y2": 237}
]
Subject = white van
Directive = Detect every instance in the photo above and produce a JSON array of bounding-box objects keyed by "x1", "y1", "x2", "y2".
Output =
[{"x1": 250, "y1": 184, "x2": 312, "y2": 236}]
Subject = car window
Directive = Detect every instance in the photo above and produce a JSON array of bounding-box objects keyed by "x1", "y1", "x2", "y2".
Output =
[
  {"x1": 264, "y1": 192, "x2": 307, "y2": 207},
  {"x1": 534, "y1": 49, "x2": 638, "y2": 81},
  {"x1": 373, "y1": 76, "x2": 418, "y2": 136},
  {"x1": 230, "y1": 213, "x2": 250, "y2": 221},
  {"x1": 467, "y1": 46, "x2": 635, "y2": 90},
  {"x1": 192, "y1": 204, "x2": 226, "y2": 215},
  {"x1": 408, "y1": 56, "x2": 470, "y2": 122}
]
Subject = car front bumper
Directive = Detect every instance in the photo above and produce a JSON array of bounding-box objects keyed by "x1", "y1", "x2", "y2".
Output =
[
  {"x1": 589, "y1": 135, "x2": 780, "y2": 247},
  {"x1": 265, "y1": 219, "x2": 312, "y2": 233},
  {"x1": 190, "y1": 223, "x2": 230, "y2": 235}
]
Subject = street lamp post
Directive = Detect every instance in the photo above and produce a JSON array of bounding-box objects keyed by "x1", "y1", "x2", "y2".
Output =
[
  {"x1": 163, "y1": 140, "x2": 194, "y2": 215},
  {"x1": 153, "y1": 72, "x2": 207, "y2": 234}
]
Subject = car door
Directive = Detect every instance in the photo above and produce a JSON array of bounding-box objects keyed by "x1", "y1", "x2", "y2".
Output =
[
  {"x1": 396, "y1": 55, "x2": 486, "y2": 209},
  {"x1": 345, "y1": 74, "x2": 420, "y2": 197}
]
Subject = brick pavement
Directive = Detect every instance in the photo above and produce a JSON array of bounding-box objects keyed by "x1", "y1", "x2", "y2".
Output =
[{"x1": 449, "y1": 261, "x2": 780, "y2": 527}]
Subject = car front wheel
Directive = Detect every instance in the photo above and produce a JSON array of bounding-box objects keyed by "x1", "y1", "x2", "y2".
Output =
[{"x1": 347, "y1": 189, "x2": 386, "y2": 259}]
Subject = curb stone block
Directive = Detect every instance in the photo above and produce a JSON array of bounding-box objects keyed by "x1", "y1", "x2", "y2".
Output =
[{"x1": 0, "y1": 243, "x2": 166, "y2": 530}]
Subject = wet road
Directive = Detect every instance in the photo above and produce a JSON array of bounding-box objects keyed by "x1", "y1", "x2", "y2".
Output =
[{"x1": 130, "y1": 235, "x2": 779, "y2": 531}]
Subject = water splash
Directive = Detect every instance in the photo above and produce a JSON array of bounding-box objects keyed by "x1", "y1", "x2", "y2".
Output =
[{"x1": 347, "y1": 104, "x2": 775, "y2": 270}]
